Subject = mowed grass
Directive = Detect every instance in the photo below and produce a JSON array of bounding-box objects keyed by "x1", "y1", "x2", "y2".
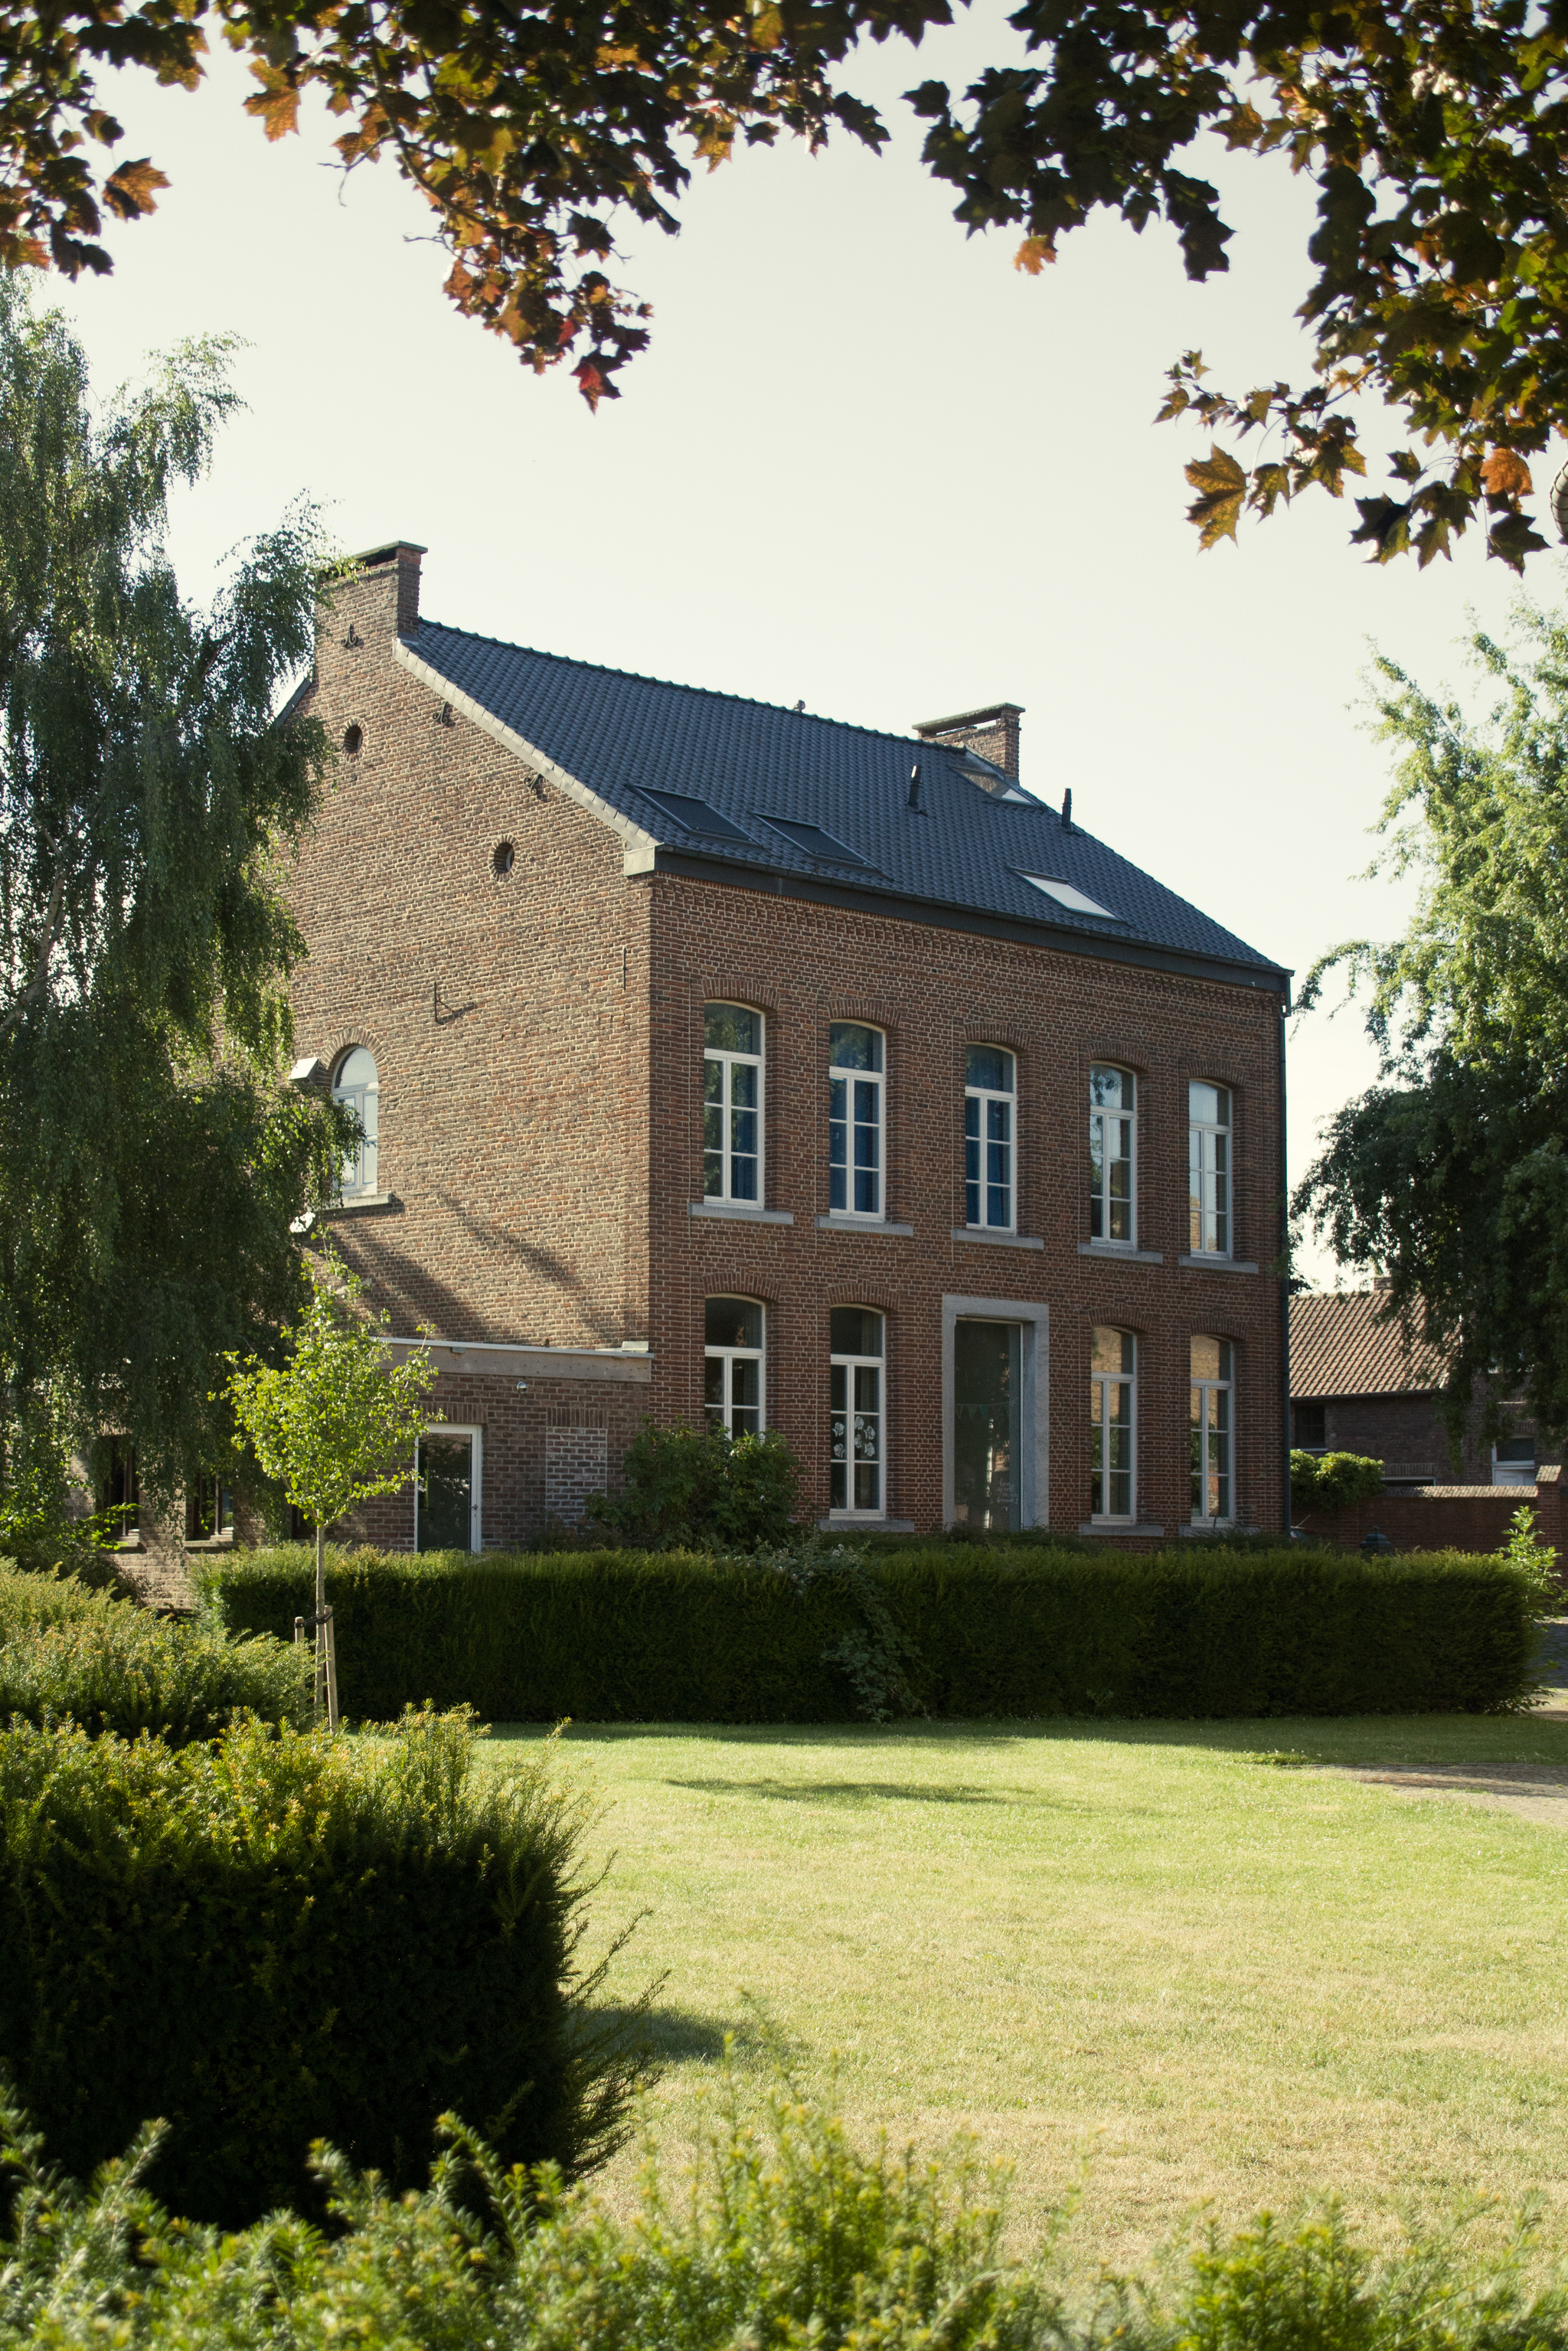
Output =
[{"x1": 479, "y1": 1708, "x2": 1568, "y2": 2264}]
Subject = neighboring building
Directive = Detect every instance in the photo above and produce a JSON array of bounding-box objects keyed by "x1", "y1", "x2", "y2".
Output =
[
  {"x1": 277, "y1": 540, "x2": 1292, "y2": 1548},
  {"x1": 1289, "y1": 1286, "x2": 1558, "y2": 1488}
]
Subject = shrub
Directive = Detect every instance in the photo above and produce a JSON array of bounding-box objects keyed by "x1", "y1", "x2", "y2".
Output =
[
  {"x1": 586, "y1": 1421, "x2": 802, "y2": 1548},
  {"x1": 0, "y1": 1563, "x2": 308, "y2": 1745},
  {"x1": 1292, "y1": 1451, "x2": 1386, "y2": 1512},
  {"x1": 2, "y1": 2069, "x2": 1565, "y2": 2351},
  {"x1": 0, "y1": 1707, "x2": 642, "y2": 2227},
  {"x1": 212, "y1": 1542, "x2": 1544, "y2": 1721}
]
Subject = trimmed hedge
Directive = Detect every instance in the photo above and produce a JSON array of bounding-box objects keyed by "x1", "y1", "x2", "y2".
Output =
[
  {"x1": 0, "y1": 1562, "x2": 309, "y2": 1744},
  {"x1": 0, "y1": 1708, "x2": 639, "y2": 2226},
  {"x1": 211, "y1": 1542, "x2": 1544, "y2": 1719}
]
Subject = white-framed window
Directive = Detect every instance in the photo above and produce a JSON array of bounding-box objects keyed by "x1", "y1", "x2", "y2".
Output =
[
  {"x1": 1089, "y1": 1065, "x2": 1135, "y2": 1244},
  {"x1": 704, "y1": 1296, "x2": 764, "y2": 1438},
  {"x1": 332, "y1": 1045, "x2": 380, "y2": 1197},
  {"x1": 1189, "y1": 1082, "x2": 1231, "y2": 1256},
  {"x1": 965, "y1": 1046, "x2": 1015, "y2": 1230},
  {"x1": 1089, "y1": 1326, "x2": 1135, "y2": 1521},
  {"x1": 1493, "y1": 1435, "x2": 1537, "y2": 1487},
  {"x1": 830, "y1": 1305, "x2": 884, "y2": 1515},
  {"x1": 829, "y1": 1024, "x2": 884, "y2": 1217},
  {"x1": 416, "y1": 1424, "x2": 482, "y2": 1553},
  {"x1": 704, "y1": 1004, "x2": 763, "y2": 1203},
  {"x1": 1190, "y1": 1336, "x2": 1233, "y2": 1523}
]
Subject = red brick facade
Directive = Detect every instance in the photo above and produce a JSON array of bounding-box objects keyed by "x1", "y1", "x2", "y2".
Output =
[{"x1": 286, "y1": 547, "x2": 1289, "y2": 1547}]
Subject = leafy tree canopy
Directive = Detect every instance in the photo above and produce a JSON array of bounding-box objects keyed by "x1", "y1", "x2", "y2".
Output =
[
  {"x1": 4, "y1": 0, "x2": 1568, "y2": 565},
  {"x1": 0, "y1": 277, "x2": 350, "y2": 1503},
  {"x1": 1296, "y1": 590, "x2": 1568, "y2": 1444}
]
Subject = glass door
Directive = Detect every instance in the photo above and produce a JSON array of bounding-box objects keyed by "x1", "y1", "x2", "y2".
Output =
[
  {"x1": 953, "y1": 1321, "x2": 1022, "y2": 1530},
  {"x1": 416, "y1": 1431, "x2": 477, "y2": 1552}
]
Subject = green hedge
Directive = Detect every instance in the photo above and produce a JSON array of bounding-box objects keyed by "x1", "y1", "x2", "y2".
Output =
[
  {"x1": 211, "y1": 1543, "x2": 1543, "y2": 1719},
  {"x1": 0, "y1": 1562, "x2": 308, "y2": 1744},
  {"x1": 0, "y1": 1708, "x2": 638, "y2": 2228}
]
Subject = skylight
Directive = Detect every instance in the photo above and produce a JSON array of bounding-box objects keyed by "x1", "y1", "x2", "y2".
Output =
[
  {"x1": 1021, "y1": 873, "x2": 1120, "y2": 919},
  {"x1": 639, "y1": 791, "x2": 754, "y2": 842},
  {"x1": 759, "y1": 816, "x2": 868, "y2": 866}
]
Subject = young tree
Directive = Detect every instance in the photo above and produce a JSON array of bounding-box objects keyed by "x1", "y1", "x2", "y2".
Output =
[
  {"x1": 224, "y1": 1252, "x2": 436, "y2": 1727},
  {"x1": 1297, "y1": 592, "x2": 1568, "y2": 1448},
  {"x1": 0, "y1": 276, "x2": 352, "y2": 1511},
  {"x1": 2, "y1": 0, "x2": 1566, "y2": 567}
]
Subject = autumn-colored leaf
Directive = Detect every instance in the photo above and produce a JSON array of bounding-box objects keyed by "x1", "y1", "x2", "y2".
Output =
[
  {"x1": 1481, "y1": 449, "x2": 1533, "y2": 499},
  {"x1": 101, "y1": 159, "x2": 168, "y2": 221},
  {"x1": 1014, "y1": 234, "x2": 1056, "y2": 274},
  {"x1": 1184, "y1": 445, "x2": 1246, "y2": 548},
  {"x1": 244, "y1": 69, "x2": 301, "y2": 142}
]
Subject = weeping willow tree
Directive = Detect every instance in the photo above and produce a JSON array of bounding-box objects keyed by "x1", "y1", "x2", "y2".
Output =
[
  {"x1": 1296, "y1": 589, "x2": 1568, "y2": 1451},
  {"x1": 0, "y1": 277, "x2": 351, "y2": 1523}
]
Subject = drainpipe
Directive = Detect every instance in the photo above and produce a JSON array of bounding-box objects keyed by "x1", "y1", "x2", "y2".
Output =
[{"x1": 1279, "y1": 994, "x2": 1292, "y2": 1537}]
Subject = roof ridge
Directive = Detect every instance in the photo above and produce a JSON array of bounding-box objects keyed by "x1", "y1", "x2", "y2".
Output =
[{"x1": 414, "y1": 618, "x2": 945, "y2": 758}]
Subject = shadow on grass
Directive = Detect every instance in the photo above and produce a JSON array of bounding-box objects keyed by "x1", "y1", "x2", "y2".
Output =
[
  {"x1": 665, "y1": 1776, "x2": 1008, "y2": 1805},
  {"x1": 599, "y1": 2001, "x2": 780, "y2": 2068}
]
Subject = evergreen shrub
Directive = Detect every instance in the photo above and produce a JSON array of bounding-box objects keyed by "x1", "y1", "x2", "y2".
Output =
[
  {"x1": 2, "y1": 2068, "x2": 1564, "y2": 2351},
  {"x1": 212, "y1": 1543, "x2": 1542, "y2": 1721},
  {"x1": 0, "y1": 1708, "x2": 639, "y2": 2227},
  {"x1": 0, "y1": 1563, "x2": 307, "y2": 1744}
]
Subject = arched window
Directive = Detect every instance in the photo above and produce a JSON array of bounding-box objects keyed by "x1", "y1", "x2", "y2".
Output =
[
  {"x1": 1089, "y1": 1066, "x2": 1135, "y2": 1244},
  {"x1": 828, "y1": 1024, "x2": 884, "y2": 1218},
  {"x1": 829, "y1": 1305, "x2": 884, "y2": 1516},
  {"x1": 704, "y1": 1297, "x2": 764, "y2": 1438},
  {"x1": 1188, "y1": 1082, "x2": 1232, "y2": 1256},
  {"x1": 1190, "y1": 1337, "x2": 1234, "y2": 1523},
  {"x1": 965, "y1": 1046, "x2": 1015, "y2": 1231},
  {"x1": 332, "y1": 1047, "x2": 380, "y2": 1197},
  {"x1": 1089, "y1": 1326, "x2": 1135, "y2": 1521},
  {"x1": 704, "y1": 1005, "x2": 763, "y2": 1203}
]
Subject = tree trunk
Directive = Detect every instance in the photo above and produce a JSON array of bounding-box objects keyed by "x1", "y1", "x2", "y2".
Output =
[{"x1": 314, "y1": 1520, "x2": 338, "y2": 1732}]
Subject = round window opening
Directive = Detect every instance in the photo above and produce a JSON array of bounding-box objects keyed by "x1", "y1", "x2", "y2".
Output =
[
  {"x1": 343, "y1": 723, "x2": 364, "y2": 756},
  {"x1": 492, "y1": 840, "x2": 516, "y2": 879}
]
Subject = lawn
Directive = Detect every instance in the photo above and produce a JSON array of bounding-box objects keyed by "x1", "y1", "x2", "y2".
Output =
[{"x1": 480, "y1": 1707, "x2": 1568, "y2": 2266}]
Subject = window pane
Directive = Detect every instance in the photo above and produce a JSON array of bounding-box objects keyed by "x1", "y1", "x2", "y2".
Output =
[
  {"x1": 828, "y1": 1073, "x2": 847, "y2": 1210},
  {"x1": 705, "y1": 1004, "x2": 761, "y2": 1054},
  {"x1": 954, "y1": 1319, "x2": 1021, "y2": 1531},
  {"x1": 1191, "y1": 1334, "x2": 1223, "y2": 1381},
  {"x1": 1189, "y1": 1079, "x2": 1227, "y2": 1125},
  {"x1": 417, "y1": 1434, "x2": 473, "y2": 1553},
  {"x1": 830, "y1": 1021, "x2": 883, "y2": 1072},
  {"x1": 705, "y1": 1296, "x2": 763, "y2": 1348},
  {"x1": 1091, "y1": 1326, "x2": 1135, "y2": 1376},
  {"x1": 704, "y1": 1355, "x2": 726, "y2": 1415},
  {"x1": 965, "y1": 1095, "x2": 980, "y2": 1226},
  {"x1": 337, "y1": 1046, "x2": 377, "y2": 1090},
  {"x1": 966, "y1": 1045, "x2": 1013, "y2": 1092},
  {"x1": 831, "y1": 1306, "x2": 884, "y2": 1357},
  {"x1": 731, "y1": 1359, "x2": 760, "y2": 1411},
  {"x1": 1090, "y1": 1063, "x2": 1131, "y2": 1109}
]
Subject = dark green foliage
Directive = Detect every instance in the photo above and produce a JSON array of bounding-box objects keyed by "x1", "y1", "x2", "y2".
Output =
[
  {"x1": 0, "y1": 1562, "x2": 308, "y2": 1743},
  {"x1": 0, "y1": 1708, "x2": 640, "y2": 2229},
  {"x1": 586, "y1": 1421, "x2": 802, "y2": 1548},
  {"x1": 1291, "y1": 1452, "x2": 1387, "y2": 1513},
  {"x1": 214, "y1": 1543, "x2": 1542, "y2": 1722},
  {"x1": 3, "y1": 2071, "x2": 1567, "y2": 2351}
]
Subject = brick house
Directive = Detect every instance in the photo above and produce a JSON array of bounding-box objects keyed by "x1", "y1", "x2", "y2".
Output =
[
  {"x1": 280, "y1": 540, "x2": 1292, "y2": 1549},
  {"x1": 1290, "y1": 1286, "x2": 1560, "y2": 1489}
]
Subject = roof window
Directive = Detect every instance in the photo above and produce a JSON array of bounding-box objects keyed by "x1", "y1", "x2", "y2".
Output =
[
  {"x1": 640, "y1": 790, "x2": 754, "y2": 842},
  {"x1": 759, "y1": 817, "x2": 867, "y2": 866},
  {"x1": 1021, "y1": 873, "x2": 1119, "y2": 919}
]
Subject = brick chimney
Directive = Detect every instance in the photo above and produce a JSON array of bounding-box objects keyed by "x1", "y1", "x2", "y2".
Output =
[{"x1": 914, "y1": 701, "x2": 1023, "y2": 782}]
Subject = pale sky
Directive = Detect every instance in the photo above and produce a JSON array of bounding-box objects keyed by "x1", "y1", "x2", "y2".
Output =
[{"x1": 53, "y1": 11, "x2": 1553, "y2": 1286}]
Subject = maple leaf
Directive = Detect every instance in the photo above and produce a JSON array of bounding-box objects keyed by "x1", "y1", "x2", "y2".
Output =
[
  {"x1": 1488, "y1": 512, "x2": 1550, "y2": 571},
  {"x1": 101, "y1": 159, "x2": 168, "y2": 221},
  {"x1": 1014, "y1": 234, "x2": 1055, "y2": 273},
  {"x1": 1480, "y1": 449, "x2": 1533, "y2": 500},
  {"x1": 245, "y1": 67, "x2": 301, "y2": 142},
  {"x1": 1184, "y1": 446, "x2": 1246, "y2": 548}
]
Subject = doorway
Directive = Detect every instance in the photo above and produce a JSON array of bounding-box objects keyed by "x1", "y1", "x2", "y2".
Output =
[
  {"x1": 953, "y1": 1320, "x2": 1023, "y2": 1530},
  {"x1": 416, "y1": 1427, "x2": 482, "y2": 1552}
]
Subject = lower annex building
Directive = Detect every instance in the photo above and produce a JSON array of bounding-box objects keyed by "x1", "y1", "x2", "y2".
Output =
[{"x1": 283, "y1": 540, "x2": 1292, "y2": 1549}]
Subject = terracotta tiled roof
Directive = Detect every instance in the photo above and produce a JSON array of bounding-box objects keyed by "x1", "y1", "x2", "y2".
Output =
[{"x1": 1290, "y1": 1289, "x2": 1446, "y2": 1399}]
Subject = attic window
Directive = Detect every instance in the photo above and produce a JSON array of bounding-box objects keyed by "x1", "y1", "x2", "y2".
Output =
[
  {"x1": 343, "y1": 723, "x2": 363, "y2": 756},
  {"x1": 640, "y1": 790, "x2": 753, "y2": 842},
  {"x1": 1021, "y1": 873, "x2": 1120, "y2": 919},
  {"x1": 759, "y1": 817, "x2": 867, "y2": 866}
]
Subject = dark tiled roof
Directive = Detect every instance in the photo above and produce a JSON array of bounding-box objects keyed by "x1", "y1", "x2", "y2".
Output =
[
  {"x1": 1290, "y1": 1290, "x2": 1446, "y2": 1399},
  {"x1": 406, "y1": 622, "x2": 1287, "y2": 983}
]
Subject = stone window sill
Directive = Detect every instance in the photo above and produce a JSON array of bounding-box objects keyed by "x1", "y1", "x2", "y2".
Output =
[
  {"x1": 819, "y1": 1515, "x2": 916, "y2": 1533},
  {"x1": 1177, "y1": 1254, "x2": 1259, "y2": 1274},
  {"x1": 688, "y1": 1200, "x2": 794, "y2": 1225},
  {"x1": 319, "y1": 1192, "x2": 398, "y2": 1216},
  {"x1": 1079, "y1": 1520, "x2": 1166, "y2": 1538},
  {"x1": 1078, "y1": 1242, "x2": 1163, "y2": 1265},
  {"x1": 815, "y1": 1216, "x2": 915, "y2": 1236},
  {"x1": 1178, "y1": 1521, "x2": 1244, "y2": 1537},
  {"x1": 184, "y1": 1534, "x2": 236, "y2": 1554},
  {"x1": 952, "y1": 1227, "x2": 1044, "y2": 1250}
]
